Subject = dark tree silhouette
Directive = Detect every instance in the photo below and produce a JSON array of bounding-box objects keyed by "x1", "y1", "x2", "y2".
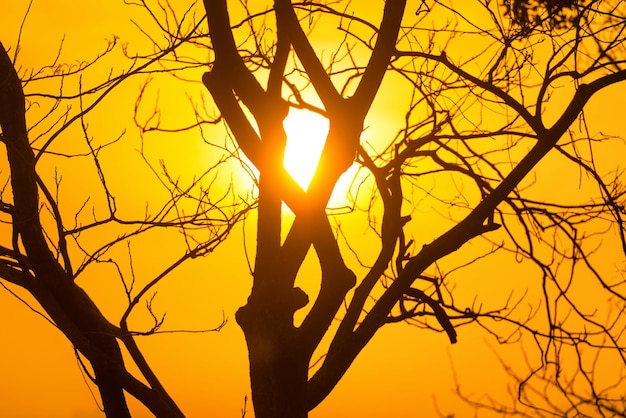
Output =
[
  {"x1": 0, "y1": 7, "x2": 247, "y2": 416},
  {"x1": 1, "y1": 0, "x2": 625, "y2": 417},
  {"x1": 504, "y1": 0, "x2": 581, "y2": 31}
]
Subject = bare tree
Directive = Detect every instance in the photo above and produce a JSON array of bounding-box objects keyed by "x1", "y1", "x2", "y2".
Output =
[
  {"x1": 0, "y1": 3, "x2": 248, "y2": 416},
  {"x1": 201, "y1": 0, "x2": 625, "y2": 417},
  {"x1": 1, "y1": 0, "x2": 625, "y2": 417}
]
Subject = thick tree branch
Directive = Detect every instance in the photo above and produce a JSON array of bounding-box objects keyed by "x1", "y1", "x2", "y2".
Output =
[
  {"x1": 350, "y1": 0, "x2": 406, "y2": 116},
  {"x1": 275, "y1": 0, "x2": 343, "y2": 111}
]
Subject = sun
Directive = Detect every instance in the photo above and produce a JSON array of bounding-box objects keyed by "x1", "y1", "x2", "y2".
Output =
[
  {"x1": 282, "y1": 108, "x2": 359, "y2": 208},
  {"x1": 282, "y1": 108, "x2": 329, "y2": 191}
]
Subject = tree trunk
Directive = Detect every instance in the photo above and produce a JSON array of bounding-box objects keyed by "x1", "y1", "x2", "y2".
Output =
[
  {"x1": 94, "y1": 366, "x2": 132, "y2": 418},
  {"x1": 237, "y1": 301, "x2": 309, "y2": 418}
]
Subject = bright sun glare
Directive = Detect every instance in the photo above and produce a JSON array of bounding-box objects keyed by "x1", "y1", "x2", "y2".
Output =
[
  {"x1": 282, "y1": 108, "x2": 359, "y2": 208},
  {"x1": 282, "y1": 108, "x2": 329, "y2": 190}
]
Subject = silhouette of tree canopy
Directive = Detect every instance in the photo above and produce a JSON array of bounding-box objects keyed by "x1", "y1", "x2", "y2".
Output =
[
  {"x1": 504, "y1": 0, "x2": 582, "y2": 32},
  {"x1": 1, "y1": 0, "x2": 625, "y2": 417}
]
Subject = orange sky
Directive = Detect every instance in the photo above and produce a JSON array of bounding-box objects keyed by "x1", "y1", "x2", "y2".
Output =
[{"x1": 1, "y1": 1, "x2": 625, "y2": 417}]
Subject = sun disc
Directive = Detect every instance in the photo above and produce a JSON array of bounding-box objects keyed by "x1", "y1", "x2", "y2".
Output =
[{"x1": 282, "y1": 108, "x2": 329, "y2": 190}]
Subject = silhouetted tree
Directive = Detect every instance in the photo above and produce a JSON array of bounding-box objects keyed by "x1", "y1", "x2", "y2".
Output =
[
  {"x1": 1, "y1": 0, "x2": 625, "y2": 417},
  {"x1": 0, "y1": 7, "x2": 247, "y2": 416}
]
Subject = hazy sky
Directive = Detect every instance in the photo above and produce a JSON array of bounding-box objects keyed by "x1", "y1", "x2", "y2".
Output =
[{"x1": 1, "y1": 1, "x2": 625, "y2": 417}]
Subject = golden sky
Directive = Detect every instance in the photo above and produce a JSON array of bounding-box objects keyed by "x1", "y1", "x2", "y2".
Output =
[{"x1": 1, "y1": 1, "x2": 625, "y2": 417}]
